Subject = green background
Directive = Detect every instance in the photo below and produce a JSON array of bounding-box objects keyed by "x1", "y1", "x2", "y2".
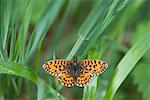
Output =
[{"x1": 0, "y1": 0, "x2": 150, "y2": 100}]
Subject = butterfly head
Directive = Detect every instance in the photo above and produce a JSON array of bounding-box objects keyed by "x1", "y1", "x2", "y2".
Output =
[{"x1": 70, "y1": 57, "x2": 81, "y2": 70}]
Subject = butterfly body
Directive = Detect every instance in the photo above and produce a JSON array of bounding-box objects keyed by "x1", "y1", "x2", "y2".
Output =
[
  {"x1": 68, "y1": 60, "x2": 88, "y2": 82},
  {"x1": 43, "y1": 59, "x2": 108, "y2": 87}
]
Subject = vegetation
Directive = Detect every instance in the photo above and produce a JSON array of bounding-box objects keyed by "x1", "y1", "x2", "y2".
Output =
[{"x1": 0, "y1": 0, "x2": 149, "y2": 99}]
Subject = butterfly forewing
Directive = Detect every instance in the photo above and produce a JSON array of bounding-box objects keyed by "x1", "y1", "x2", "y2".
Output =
[
  {"x1": 80, "y1": 60, "x2": 108, "y2": 75},
  {"x1": 43, "y1": 60, "x2": 69, "y2": 76}
]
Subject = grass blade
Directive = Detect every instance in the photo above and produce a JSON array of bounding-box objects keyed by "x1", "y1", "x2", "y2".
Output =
[
  {"x1": 66, "y1": 0, "x2": 103, "y2": 60},
  {"x1": 83, "y1": 0, "x2": 130, "y2": 54},
  {"x1": 48, "y1": 0, "x2": 77, "y2": 59},
  {"x1": 0, "y1": 0, "x2": 10, "y2": 61},
  {"x1": 25, "y1": 0, "x2": 64, "y2": 63},
  {"x1": 2, "y1": 0, "x2": 12, "y2": 50},
  {"x1": 104, "y1": 32, "x2": 150, "y2": 100},
  {"x1": 16, "y1": 0, "x2": 35, "y2": 63},
  {"x1": 0, "y1": 62, "x2": 65, "y2": 99},
  {"x1": 0, "y1": 62, "x2": 38, "y2": 83}
]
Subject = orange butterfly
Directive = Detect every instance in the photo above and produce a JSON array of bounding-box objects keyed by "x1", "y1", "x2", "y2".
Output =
[{"x1": 43, "y1": 59, "x2": 108, "y2": 87}]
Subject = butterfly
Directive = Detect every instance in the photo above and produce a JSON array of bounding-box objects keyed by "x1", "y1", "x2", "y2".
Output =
[{"x1": 43, "y1": 58, "x2": 108, "y2": 87}]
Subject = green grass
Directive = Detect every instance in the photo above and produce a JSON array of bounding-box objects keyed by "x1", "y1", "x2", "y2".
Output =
[
  {"x1": 0, "y1": 0, "x2": 64, "y2": 99},
  {"x1": 104, "y1": 32, "x2": 150, "y2": 100},
  {"x1": 0, "y1": 0, "x2": 149, "y2": 99}
]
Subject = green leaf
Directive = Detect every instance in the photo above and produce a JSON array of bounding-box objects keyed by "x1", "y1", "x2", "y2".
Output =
[
  {"x1": 0, "y1": 62, "x2": 65, "y2": 99},
  {"x1": 67, "y1": 0, "x2": 130, "y2": 60},
  {"x1": 48, "y1": 0, "x2": 78, "y2": 59},
  {"x1": 83, "y1": 77, "x2": 98, "y2": 100},
  {"x1": 104, "y1": 32, "x2": 150, "y2": 100},
  {"x1": 67, "y1": 0, "x2": 103, "y2": 60},
  {"x1": 1, "y1": 0, "x2": 12, "y2": 50},
  {"x1": 0, "y1": 0, "x2": 11, "y2": 61},
  {"x1": 83, "y1": 0, "x2": 131, "y2": 54},
  {"x1": 0, "y1": 62, "x2": 38, "y2": 83},
  {"x1": 25, "y1": 0, "x2": 64, "y2": 62},
  {"x1": 16, "y1": 0, "x2": 35, "y2": 63},
  {"x1": 132, "y1": 22, "x2": 150, "y2": 100},
  {"x1": 133, "y1": 63, "x2": 150, "y2": 100}
]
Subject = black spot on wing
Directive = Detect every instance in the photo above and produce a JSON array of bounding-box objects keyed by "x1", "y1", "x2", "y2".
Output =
[
  {"x1": 61, "y1": 61, "x2": 63, "y2": 65},
  {"x1": 88, "y1": 61, "x2": 90, "y2": 65},
  {"x1": 91, "y1": 61, "x2": 93, "y2": 64},
  {"x1": 93, "y1": 65, "x2": 96, "y2": 68},
  {"x1": 55, "y1": 65, "x2": 58, "y2": 68},
  {"x1": 57, "y1": 61, "x2": 60, "y2": 64},
  {"x1": 45, "y1": 62, "x2": 49, "y2": 66},
  {"x1": 94, "y1": 60, "x2": 96, "y2": 64}
]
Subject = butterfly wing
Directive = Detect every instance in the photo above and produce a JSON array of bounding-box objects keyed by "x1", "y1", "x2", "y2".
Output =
[
  {"x1": 43, "y1": 60, "x2": 75, "y2": 86},
  {"x1": 75, "y1": 70, "x2": 93, "y2": 87},
  {"x1": 43, "y1": 60, "x2": 69, "y2": 76},
  {"x1": 80, "y1": 60, "x2": 108, "y2": 75},
  {"x1": 58, "y1": 71, "x2": 75, "y2": 87}
]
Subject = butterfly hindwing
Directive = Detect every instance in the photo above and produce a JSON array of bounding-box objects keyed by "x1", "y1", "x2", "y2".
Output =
[
  {"x1": 43, "y1": 60, "x2": 69, "y2": 76},
  {"x1": 58, "y1": 71, "x2": 74, "y2": 87},
  {"x1": 75, "y1": 70, "x2": 93, "y2": 87},
  {"x1": 80, "y1": 60, "x2": 108, "y2": 75}
]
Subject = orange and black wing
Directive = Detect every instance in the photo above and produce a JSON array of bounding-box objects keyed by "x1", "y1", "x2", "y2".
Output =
[
  {"x1": 58, "y1": 71, "x2": 75, "y2": 87},
  {"x1": 80, "y1": 60, "x2": 108, "y2": 76},
  {"x1": 43, "y1": 60, "x2": 69, "y2": 76},
  {"x1": 75, "y1": 70, "x2": 93, "y2": 87}
]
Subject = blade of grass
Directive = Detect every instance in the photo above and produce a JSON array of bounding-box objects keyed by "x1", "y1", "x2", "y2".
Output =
[
  {"x1": 66, "y1": 0, "x2": 103, "y2": 60},
  {"x1": 0, "y1": 88, "x2": 4, "y2": 100},
  {"x1": 16, "y1": 0, "x2": 35, "y2": 63},
  {"x1": 67, "y1": 0, "x2": 130, "y2": 60},
  {"x1": 0, "y1": 0, "x2": 10, "y2": 61},
  {"x1": 37, "y1": 78, "x2": 65, "y2": 100},
  {"x1": 34, "y1": 42, "x2": 45, "y2": 100},
  {"x1": 0, "y1": 62, "x2": 38, "y2": 83},
  {"x1": 0, "y1": 62, "x2": 65, "y2": 99},
  {"x1": 83, "y1": 0, "x2": 130, "y2": 54},
  {"x1": 8, "y1": 21, "x2": 17, "y2": 62},
  {"x1": 104, "y1": 32, "x2": 150, "y2": 100},
  {"x1": 7, "y1": 0, "x2": 28, "y2": 62},
  {"x1": 0, "y1": 45, "x2": 7, "y2": 62},
  {"x1": 25, "y1": 0, "x2": 64, "y2": 63},
  {"x1": 2, "y1": 0, "x2": 12, "y2": 50},
  {"x1": 83, "y1": 46, "x2": 102, "y2": 100},
  {"x1": 48, "y1": 0, "x2": 77, "y2": 59}
]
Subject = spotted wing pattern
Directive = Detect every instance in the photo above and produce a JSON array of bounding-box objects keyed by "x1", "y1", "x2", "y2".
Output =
[
  {"x1": 80, "y1": 60, "x2": 108, "y2": 76},
  {"x1": 75, "y1": 70, "x2": 93, "y2": 87},
  {"x1": 43, "y1": 59, "x2": 108, "y2": 87},
  {"x1": 43, "y1": 60, "x2": 69, "y2": 76},
  {"x1": 58, "y1": 71, "x2": 74, "y2": 87}
]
